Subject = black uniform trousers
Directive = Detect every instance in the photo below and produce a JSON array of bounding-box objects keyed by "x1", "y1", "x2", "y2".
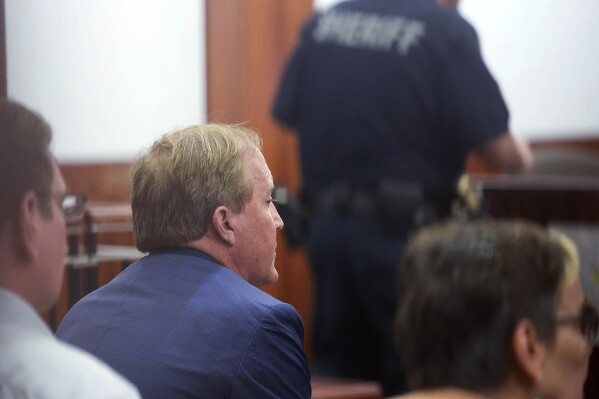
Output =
[{"x1": 306, "y1": 211, "x2": 410, "y2": 396}]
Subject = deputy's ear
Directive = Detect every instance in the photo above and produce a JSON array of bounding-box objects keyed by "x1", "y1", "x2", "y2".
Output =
[
  {"x1": 15, "y1": 191, "x2": 40, "y2": 260},
  {"x1": 512, "y1": 318, "x2": 546, "y2": 384},
  {"x1": 211, "y1": 205, "x2": 235, "y2": 246}
]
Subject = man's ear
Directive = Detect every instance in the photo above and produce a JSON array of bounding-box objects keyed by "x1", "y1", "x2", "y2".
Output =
[
  {"x1": 512, "y1": 318, "x2": 546, "y2": 384},
  {"x1": 15, "y1": 191, "x2": 40, "y2": 260},
  {"x1": 211, "y1": 205, "x2": 236, "y2": 246}
]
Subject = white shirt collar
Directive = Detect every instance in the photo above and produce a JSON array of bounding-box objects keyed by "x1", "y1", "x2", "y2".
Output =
[{"x1": 0, "y1": 287, "x2": 52, "y2": 336}]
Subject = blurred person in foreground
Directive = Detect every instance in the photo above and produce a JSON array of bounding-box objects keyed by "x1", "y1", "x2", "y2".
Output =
[
  {"x1": 0, "y1": 99, "x2": 140, "y2": 398},
  {"x1": 272, "y1": 0, "x2": 532, "y2": 394},
  {"x1": 57, "y1": 124, "x2": 311, "y2": 398},
  {"x1": 391, "y1": 220, "x2": 595, "y2": 399}
]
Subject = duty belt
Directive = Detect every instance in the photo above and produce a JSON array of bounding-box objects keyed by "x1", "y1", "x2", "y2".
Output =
[
  {"x1": 311, "y1": 183, "x2": 453, "y2": 231},
  {"x1": 314, "y1": 187, "x2": 379, "y2": 217}
]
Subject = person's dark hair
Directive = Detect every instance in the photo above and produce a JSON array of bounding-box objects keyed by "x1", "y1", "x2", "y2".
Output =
[
  {"x1": 130, "y1": 124, "x2": 263, "y2": 253},
  {"x1": 0, "y1": 99, "x2": 54, "y2": 229},
  {"x1": 395, "y1": 219, "x2": 579, "y2": 391}
]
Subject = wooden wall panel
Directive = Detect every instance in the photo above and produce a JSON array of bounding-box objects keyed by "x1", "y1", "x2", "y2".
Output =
[
  {"x1": 206, "y1": 0, "x2": 309, "y2": 189},
  {"x1": 61, "y1": 163, "x2": 132, "y2": 202}
]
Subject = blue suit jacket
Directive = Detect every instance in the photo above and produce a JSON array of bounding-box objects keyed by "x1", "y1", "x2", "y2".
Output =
[{"x1": 57, "y1": 247, "x2": 311, "y2": 398}]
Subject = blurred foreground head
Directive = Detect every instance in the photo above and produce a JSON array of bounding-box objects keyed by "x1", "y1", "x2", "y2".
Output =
[
  {"x1": 0, "y1": 99, "x2": 68, "y2": 312},
  {"x1": 396, "y1": 219, "x2": 593, "y2": 399}
]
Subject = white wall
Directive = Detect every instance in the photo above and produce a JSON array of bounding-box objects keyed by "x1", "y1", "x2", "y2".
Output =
[
  {"x1": 6, "y1": 0, "x2": 205, "y2": 163},
  {"x1": 7, "y1": 0, "x2": 598, "y2": 155},
  {"x1": 460, "y1": 0, "x2": 599, "y2": 140},
  {"x1": 314, "y1": 0, "x2": 599, "y2": 141}
]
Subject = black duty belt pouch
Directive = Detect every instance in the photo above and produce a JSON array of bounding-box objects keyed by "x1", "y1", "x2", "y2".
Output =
[{"x1": 376, "y1": 180, "x2": 423, "y2": 234}]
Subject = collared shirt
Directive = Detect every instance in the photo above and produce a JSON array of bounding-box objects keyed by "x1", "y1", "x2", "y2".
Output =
[{"x1": 0, "y1": 288, "x2": 140, "y2": 399}]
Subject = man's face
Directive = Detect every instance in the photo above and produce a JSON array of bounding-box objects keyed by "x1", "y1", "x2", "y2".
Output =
[
  {"x1": 228, "y1": 148, "x2": 284, "y2": 287},
  {"x1": 35, "y1": 160, "x2": 68, "y2": 311},
  {"x1": 540, "y1": 277, "x2": 593, "y2": 399}
]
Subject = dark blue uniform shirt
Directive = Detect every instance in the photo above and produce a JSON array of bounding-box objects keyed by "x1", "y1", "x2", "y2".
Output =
[{"x1": 273, "y1": 0, "x2": 508, "y2": 201}]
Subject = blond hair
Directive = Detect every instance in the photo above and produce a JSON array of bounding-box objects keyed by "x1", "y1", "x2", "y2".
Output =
[{"x1": 131, "y1": 124, "x2": 262, "y2": 252}]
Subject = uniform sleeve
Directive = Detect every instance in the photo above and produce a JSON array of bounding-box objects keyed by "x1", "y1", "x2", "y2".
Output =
[
  {"x1": 271, "y1": 16, "x2": 318, "y2": 128},
  {"x1": 232, "y1": 303, "x2": 311, "y2": 399},
  {"x1": 439, "y1": 16, "x2": 510, "y2": 153}
]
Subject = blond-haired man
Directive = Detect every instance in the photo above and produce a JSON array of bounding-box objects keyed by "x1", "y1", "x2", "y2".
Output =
[{"x1": 57, "y1": 124, "x2": 311, "y2": 398}]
